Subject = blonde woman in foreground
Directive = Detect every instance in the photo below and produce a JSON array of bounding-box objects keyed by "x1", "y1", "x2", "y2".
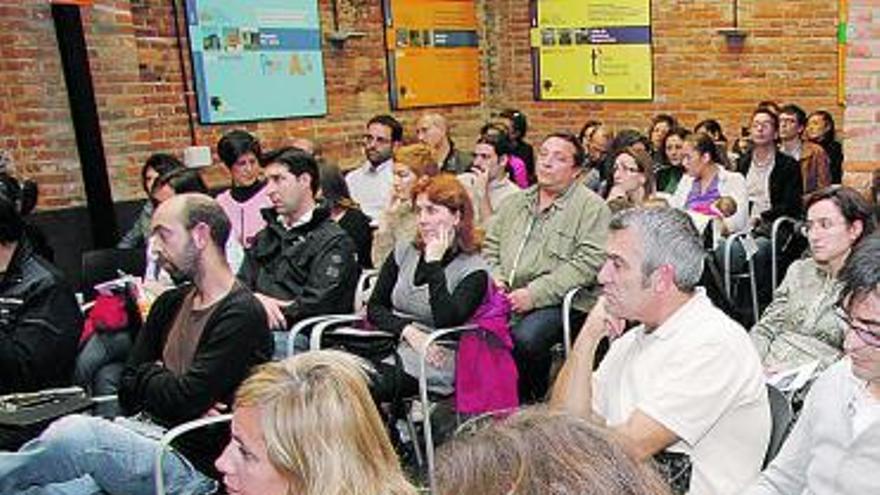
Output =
[{"x1": 215, "y1": 350, "x2": 417, "y2": 495}]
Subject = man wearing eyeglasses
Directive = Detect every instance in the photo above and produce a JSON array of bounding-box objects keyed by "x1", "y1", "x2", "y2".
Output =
[
  {"x1": 745, "y1": 233, "x2": 880, "y2": 495},
  {"x1": 345, "y1": 115, "x2": 403, "y2": 222}
]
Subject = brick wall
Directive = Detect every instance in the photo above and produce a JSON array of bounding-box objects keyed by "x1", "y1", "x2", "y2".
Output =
[
  {"x1": 843, "y1": 0, "x2": 880, "y2": 191},
  {"x1": 1, "y1": 0, "x2": 864, "y2": 211}
]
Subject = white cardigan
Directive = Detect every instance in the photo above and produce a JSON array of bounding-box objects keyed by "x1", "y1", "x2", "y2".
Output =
[{"x1": 669, "y1": 167, "x2": 748, "y2": 234}]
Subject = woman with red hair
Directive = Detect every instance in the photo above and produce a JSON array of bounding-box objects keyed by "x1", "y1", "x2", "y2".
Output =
[{"x1": 367, "y1": 174, "x2": 489, "y2": 400}]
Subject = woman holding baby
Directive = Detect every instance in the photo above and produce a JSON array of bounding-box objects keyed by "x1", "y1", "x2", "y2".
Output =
[{"x1": 670, "y1": 132, "x2": 749, "y2": 235}]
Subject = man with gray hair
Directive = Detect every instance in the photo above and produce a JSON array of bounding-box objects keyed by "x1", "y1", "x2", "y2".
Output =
[{"x1": 551, "y1": 207, "x2": 770, "y2": 495}]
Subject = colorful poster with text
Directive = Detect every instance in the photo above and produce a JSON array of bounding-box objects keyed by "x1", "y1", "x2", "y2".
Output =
[
  {"x1": 186, "y1": 0, "x2": 327, "y2": 123},
  {"x1": 530, "y1": 0, "x2": 653, "y2": 101},
  {"x1": 384, "y1": 0, "x2": 480, "y2": 109}
]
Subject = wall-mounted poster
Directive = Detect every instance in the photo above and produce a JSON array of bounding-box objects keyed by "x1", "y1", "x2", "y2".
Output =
[
  {"x1": 185, "y1": 0, "x2": 327, "y2": 124},
  {"x1": 530, "y1": 0, "x2": 653, "y2": 101},
  {"x1": 383, "y1": 0, "x2": 480, "y2": 109}
]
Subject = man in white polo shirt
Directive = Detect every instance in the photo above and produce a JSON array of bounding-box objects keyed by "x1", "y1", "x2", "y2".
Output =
[
  {"x1": 552, "y1": 207, "x2": 770, "y2": 495},
  {"x1": 345, "y1": 115, "x2": 402, "y2": 222}
]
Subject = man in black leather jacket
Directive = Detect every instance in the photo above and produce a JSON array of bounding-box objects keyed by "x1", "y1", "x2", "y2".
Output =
[
  {"x1": 238, "y1": 148, "x2": 360, "y2": 340},
  {"x1": 0, "y1": 192, "x2": 82, "y2": 448}
]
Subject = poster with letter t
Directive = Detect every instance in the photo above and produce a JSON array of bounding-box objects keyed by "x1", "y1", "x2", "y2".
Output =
[
  {"x1": 185, "y1": 0, "x2": 327, "y2": 123},
  {"x1": 383, "y1": 0, "x2": 480, "y2": 109},
  {"x1": 530, "y1": 0, "x2": 653, "y2": 101}
]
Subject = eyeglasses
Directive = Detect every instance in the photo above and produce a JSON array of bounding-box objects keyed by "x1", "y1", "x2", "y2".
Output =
[
  {"x1": 800, "y1": 217, "x2": 845, "y2": 236},
  {"x1": 362, "y1": 134, "x2": 391, "y2": 145},
  {"x1": 835, "y1": 304, "x2": 880, "y2": 348}
]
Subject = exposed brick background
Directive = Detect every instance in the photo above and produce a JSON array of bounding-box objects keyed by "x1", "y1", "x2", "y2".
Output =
[
  {"x1": 843, "y1": 0, "x2": 880, "y2": 191},
  {"x1": 1, "y1": 0, "x2": 871, "y2": 212}
]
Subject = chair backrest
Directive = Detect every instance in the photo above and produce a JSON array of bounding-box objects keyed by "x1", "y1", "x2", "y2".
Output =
[
  {"x1": 763, "y1": 384, "x2": 794, "y2": 468},
  {"x1": 81, "y1": 248, "x2": 146, "y2": 297},
  {"x1": 353, "y1": 269, "x2": 379, "y2": 313}
]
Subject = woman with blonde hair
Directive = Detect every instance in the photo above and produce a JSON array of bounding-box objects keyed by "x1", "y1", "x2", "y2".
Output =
[
  {"x1": 371, "y1": 143, "x2": 440, "y2": 266},
  {"x1": 215, "y1": 350, "x2": 418, "y2": 495},
  {"x1": 436, "y1": 407, "x2": 672, "y2": 495}
]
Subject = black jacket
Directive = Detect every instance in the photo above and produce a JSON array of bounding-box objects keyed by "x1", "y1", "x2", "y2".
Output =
[
  {"x1": 0, "y1": 240, "x2": 81, "y2": 394},
  {"x1": 737, "y1": 149, "x2": 805, "y2": 224},
  {"x1": 118, "y1": 282, "x2": 271, "y2": 477},
  {"x1": 239, "y1": 206, "x2": 361, "y2": 323}
]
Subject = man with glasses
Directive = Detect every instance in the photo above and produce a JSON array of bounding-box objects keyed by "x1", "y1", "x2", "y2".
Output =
[
  {"x1": 745, "y1": 233, "x2": 880, "y2": 495},
  {"x1": 345, "y1": 115, "x2": 402, "y2": 222},
  {"x1": 485, "y1": 132, "x2": 610, "y2": 403}
]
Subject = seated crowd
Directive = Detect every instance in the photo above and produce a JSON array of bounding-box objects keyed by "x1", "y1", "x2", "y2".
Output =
[{"x1": 0, "y1": 102, "x2": 878, "y2": 495}]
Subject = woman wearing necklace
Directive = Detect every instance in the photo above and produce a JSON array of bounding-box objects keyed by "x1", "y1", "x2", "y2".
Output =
[{"x1": 670, "y1": 132, "x2": 748, "y2": 235}]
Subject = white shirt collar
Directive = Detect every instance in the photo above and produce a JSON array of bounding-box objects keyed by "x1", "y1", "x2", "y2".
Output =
[{"x1": 279, "y1": 207, "x2": 315, "y2": 230}]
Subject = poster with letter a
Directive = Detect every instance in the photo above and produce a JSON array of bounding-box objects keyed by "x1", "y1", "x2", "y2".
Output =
[
  {"x1": 384, "y1": 0, "x2": 480, "y2": 109},
  {"x1": 530, "y1": 0, "x2": 653, "y2": 100},
  {"x1": 185, "y1": 0, "x2": 327, "y2": 124}
]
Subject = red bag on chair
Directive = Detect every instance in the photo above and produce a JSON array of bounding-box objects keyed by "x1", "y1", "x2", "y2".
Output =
[
  {"x1": 454, "y1": 282, "x2": 518, "y2": 414},
  {"x1": 79, "y1": 293, "x2": 129, "y2": 345}
]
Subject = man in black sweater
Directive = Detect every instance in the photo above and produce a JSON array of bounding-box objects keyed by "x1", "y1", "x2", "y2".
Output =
[{"x1": 0, "y1": 193, "x2": 272, "y2": 494}]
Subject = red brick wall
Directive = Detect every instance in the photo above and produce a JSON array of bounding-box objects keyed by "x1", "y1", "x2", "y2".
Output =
[
  {"x1": 843, "y1": 0, "x2": 880, "y2": 191},
  {"x1": 1, "y1": 0, "x2": 856, "y2": 210}
]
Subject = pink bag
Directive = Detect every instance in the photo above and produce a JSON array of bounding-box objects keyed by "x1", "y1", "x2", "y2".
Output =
[{"x1": 454, "y1": 281, "x2": 519, "y2": 414}]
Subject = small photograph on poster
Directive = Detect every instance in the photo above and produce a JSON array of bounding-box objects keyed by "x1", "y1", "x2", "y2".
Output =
[
  {"x1": 397, "y1": 28, "x2": 410, "y2": 47},
  {"x1": 242, "y1": 28, "x2": 260, "y2": 50},
  {"x1": 222, "y1": 28, "x2": 242, "y2": 52},
  {"x1": 558, "y1": 29, "x2": 573, "y2": 45},
  {"x1": 541, "y1": 28, "x2": 556, "y2": 46}
]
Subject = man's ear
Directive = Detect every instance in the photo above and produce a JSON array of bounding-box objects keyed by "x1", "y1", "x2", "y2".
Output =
[
  {"x1": 191, "y1": 222, "x2": 211, "y2": 250},
  {"x1": 652, "y1": 264, "x2": 677, "y2": 293}
]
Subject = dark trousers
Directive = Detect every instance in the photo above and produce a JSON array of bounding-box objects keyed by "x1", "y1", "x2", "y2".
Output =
[{"x1": 512, "y1": 306, "x2": 586, "y2": 404}]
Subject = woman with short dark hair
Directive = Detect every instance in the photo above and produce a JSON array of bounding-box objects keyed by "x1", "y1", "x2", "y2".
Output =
[{"x1": 752, "y1": 186, "x2": 876, "y2": 371}]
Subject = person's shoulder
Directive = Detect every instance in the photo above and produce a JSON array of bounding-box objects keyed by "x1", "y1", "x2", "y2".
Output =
[{"x1": 775, "y1": 150, "x2": 800, "y2": 169}]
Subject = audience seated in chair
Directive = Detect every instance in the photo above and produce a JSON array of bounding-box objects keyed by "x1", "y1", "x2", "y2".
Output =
[
  {"x1": 367, "y1": 174, "x2": 490, "y2": 402},
  {"x1": 435, "y1": 407, "x2": 672, "y2": 495},
  {"x1": 743, "y1": 233, "x2": 880, "y2": 495},
  {"x1": 458, "y1": 129, "x2": 520, "y2": 228},
  {"x1": 484, "y1": 132, "x2": 610, "y2": 403},
  {"x1": 669, "y1": 132, "x2": 748, "y2": 235},
  {"x1": 551, "y1": 207, "x2": 770, "y2": 495},
  {"x1": 0, "y1": 192, "x2": 82, "y2": 450},
  {"x1": 237, "y1": 148, "x2": 360, "y2": 357},
  {"x1": 0, "y1": 194, "x2": 272, "y2": 494},
  {"x1": 752, "y1": 186, "x2": 876, "y2": 372},
  {"x1": 117, "y1": 153, "x2": 184, "y2": 250},
  {"x1": 214, "y1": 130, "x2": 272, "y2": 249},
  {"x1": 371, "y1": 143, "x2": 440, "y2": 267},
  {"x1": 319, "y1": 162, "x2": 374, "y2": 269},
  {"x1": 345, "y1": 114, "x2": 403, "y2": 223},
  {"x1": 215, "y1": 351, "x2": 417, "y2": 495}
]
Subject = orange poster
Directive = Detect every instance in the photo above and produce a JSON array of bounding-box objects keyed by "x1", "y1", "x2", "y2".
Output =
[{"x1": 384, "y1": 0, "x2": 480, "y2": 109}]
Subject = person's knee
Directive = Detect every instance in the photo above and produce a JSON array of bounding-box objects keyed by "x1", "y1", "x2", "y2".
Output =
[
  {"x1": 41, "y1": 415, "x2": 101, "y2": 448},
  {"x1": 513, "y1": 313, "x2": 561, "y2": 358}
]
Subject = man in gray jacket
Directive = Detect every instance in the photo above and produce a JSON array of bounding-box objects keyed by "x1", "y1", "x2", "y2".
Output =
[{"x1": 484, "y1": 132, "x2": 610, "y2": 403}]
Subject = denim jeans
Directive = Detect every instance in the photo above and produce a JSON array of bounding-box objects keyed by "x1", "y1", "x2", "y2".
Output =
[
  {"x1": 512, "y1": 306, "x2": 571, "y2": 404},
  {"x1": 0, "y1": 415, "x2": 216, "y2": 495}
]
